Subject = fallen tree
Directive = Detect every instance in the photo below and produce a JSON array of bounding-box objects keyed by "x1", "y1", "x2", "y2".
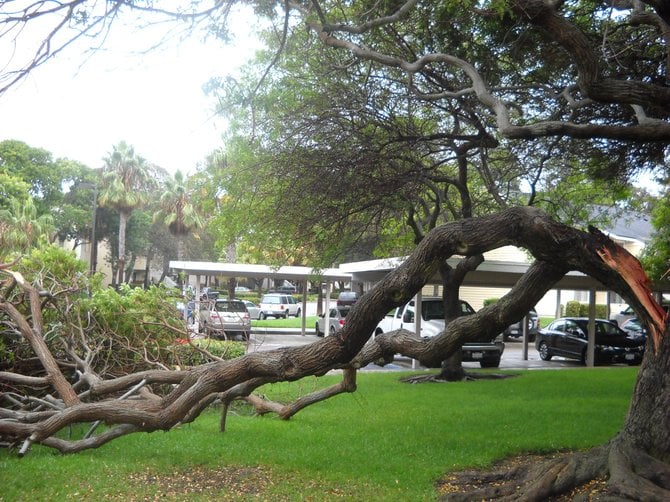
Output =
[{"x1": 1, "y1": 206, "x2": 668, "y2": 499}]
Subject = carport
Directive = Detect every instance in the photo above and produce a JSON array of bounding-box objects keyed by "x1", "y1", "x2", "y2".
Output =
[
  {"x1": 340, "y1": 256, "x2": 618, "y2": 366},
  {"x1": 171, "y1": 255, "x2": 666, "y2": 366},
  {"x1": 169, "y1": 260, "x2": 352, "y2": 336}
]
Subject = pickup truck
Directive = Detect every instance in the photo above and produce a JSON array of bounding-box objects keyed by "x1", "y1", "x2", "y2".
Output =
[{"x1": 374, "y1": 297, "x2": 504, "y2": 368}]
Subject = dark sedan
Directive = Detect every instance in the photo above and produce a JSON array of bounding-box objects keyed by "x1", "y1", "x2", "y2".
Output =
[{"x1": 535, "y1": 317, "x2": 645, "y2": 365}]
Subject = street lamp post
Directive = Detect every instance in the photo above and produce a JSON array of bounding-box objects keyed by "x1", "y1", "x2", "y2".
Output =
[{"x1": 79, "y1": 182, "x2": 98, "y2": 274}]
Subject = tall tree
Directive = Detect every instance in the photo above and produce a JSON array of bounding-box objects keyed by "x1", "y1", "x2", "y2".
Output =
[
  {"x1": 153, "y1": 170, "x2": 204, "y2": 261},
  {"x1": 99, "y1": 141, "x2": 153, "y2": 286},
  {"x1": 0, "y1": 196, "x2": 54, "y2": 261}
]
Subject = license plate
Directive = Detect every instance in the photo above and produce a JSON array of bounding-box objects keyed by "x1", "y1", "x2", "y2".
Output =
[
  {"x1": 625, "y1": 353, "x2": 635, "y2": 361},
  {"x1": 472, "y1": 352, "x2": 483, "y2": 359}
]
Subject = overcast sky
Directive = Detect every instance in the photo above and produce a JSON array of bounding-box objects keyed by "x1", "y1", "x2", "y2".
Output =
[{"x1": 0, "y1": 10, "x2": 259, "y2": 175}]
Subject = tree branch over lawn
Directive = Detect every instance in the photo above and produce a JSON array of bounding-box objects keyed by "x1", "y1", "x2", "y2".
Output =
[{"x1": 1, "y1": 207, "x2": 666, "y2": 457}]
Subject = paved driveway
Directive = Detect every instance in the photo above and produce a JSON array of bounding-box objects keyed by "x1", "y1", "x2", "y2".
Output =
[{"x1": 245, "y1": 333, "x2": 587, "y2": 371}]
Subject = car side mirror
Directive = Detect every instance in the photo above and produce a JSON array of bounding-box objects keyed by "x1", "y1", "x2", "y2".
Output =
[{"x1": 403, "y1": 311, "x2": 414, "y2": 323}]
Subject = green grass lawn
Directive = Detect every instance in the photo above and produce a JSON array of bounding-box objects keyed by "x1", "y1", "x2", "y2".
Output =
[
  {"x1": 1, "y1": 367, "x2": 638, "y2": 500},
  {"x1": 253, "y1": 316, "x2": 318, "y2": 328}
]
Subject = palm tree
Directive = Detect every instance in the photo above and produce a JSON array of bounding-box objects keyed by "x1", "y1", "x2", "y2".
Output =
[
  {"x1": 153, "y1": 170, "x2": 204, "y2": 261},
  {"x1": 99, "y1": 141, "x2": 152, "y2": 285},
  {"x1": 0, "y1": 196, "x2": 54, "y2": 260}
]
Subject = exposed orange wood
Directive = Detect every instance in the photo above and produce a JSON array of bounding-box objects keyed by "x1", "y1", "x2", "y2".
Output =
[{"x1": 595, "y1": 243, "x2": 667, "y2": 352}]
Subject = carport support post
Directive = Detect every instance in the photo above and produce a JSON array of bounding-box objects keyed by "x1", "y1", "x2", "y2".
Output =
[
  {"x1": 586, "y1": 288, "x2": 596, "y2": 367},
  {"x1": 194, "y1": 275, "x2": 202, "y2": 333},
  {"x1": 300, "y1": 281, "x2": 307, "y2": 336},
  {"x1": 325, "y1": 281, "x2": 332, "y2": 335},
  {"x1": 412, "y1": 291, "x2": 422, "y2": 369},
  {"x1": 521, "y1": 314, "x2": 529, "y2": 360}
]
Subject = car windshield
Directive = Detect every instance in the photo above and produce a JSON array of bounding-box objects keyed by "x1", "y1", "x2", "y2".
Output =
[
  {"x1": 574, "y1": 320, "x2": 622, "y2": 336},
  {"x1": 422, "y1": 302, "x2": 445, "y2": 320},
  {"x1": 214, "y1": 301, "x2": 246, "y2": 313},
  {"x1": 261, "y1": 296, "x2": 281, "y2": 304}
]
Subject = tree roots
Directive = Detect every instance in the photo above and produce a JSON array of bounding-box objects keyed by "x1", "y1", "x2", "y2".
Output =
[{"x1": 437, "y1": 439, "x2": 670, "y2": 501}]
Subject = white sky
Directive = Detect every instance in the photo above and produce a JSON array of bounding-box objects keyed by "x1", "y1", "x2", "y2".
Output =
[{"x1": 0, "y1": 9, "x2": 259, "y2": 175}]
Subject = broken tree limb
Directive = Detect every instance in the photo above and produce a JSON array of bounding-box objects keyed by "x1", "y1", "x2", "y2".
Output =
[{"x1": 1, "y1": 206, "x2": 666, "y2": 454}]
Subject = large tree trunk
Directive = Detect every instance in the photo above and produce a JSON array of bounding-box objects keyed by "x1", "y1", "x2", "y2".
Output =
[
  {"x1": 437, "y1": 255, "x2": 485, "y2": 382},
  {"x1": 444, "y1": 325, "x2": 670, "y2": 501},
  {"x1": 117, "y1": 210, "x2": 129, "y2": 286}
]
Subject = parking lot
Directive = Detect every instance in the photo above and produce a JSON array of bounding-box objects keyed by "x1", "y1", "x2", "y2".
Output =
[{"x1": 245, "y1": 332, "x2": 587, "y2": 371}]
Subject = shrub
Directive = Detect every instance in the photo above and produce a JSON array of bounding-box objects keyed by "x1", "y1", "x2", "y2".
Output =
[
  {"x1": 578, "y1": 303, "x2": 608, "y2": 318},
  {"x1": 565, "y1": 301, "x2": 582, "y2": 317},
  {"x1": 564, "y1": 301, "x2": 607, "y2": 318},
  {"x1": 483, "y1": 298, "x2": 499, "y2": 307},
  {"x1": 79, "y1": 284, "x2": 185, "y2": 375},
  {"x1": 170, "y1": 338, "x2": 246, "y2": 367}
]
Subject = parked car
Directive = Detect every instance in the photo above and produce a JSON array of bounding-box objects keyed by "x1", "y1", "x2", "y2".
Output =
[
  {"x1": 375, "y1": 297, "x2": 504, "y2": 368},
  {"x1": 276, "y1": 283, "x2": 297, "y2": 294},
  {"x1": 200, "y1": 289, "x2": 220, "y2": 301},
  {"x1": 609, "y1": 305, "x2": 636, "y2": 326},
  {"x1": 337, "y1": 291, "x2": 359, "y2": 307},
  {"x1": 315, "y1": 307, "x2": 350, "y2": 336},
  {"x1": 620, "y1": 317, "x2": 647, "y2": 341},
  {"x1": 241, "y1": 300, "x2": 261, "y2": 320},
  {"x1": 502, "y1": 308, "x2": 539, "y2": 341},
  {"x1": 234, "y1": 286, "x2": 251, "y2": 293},
  {"x1": 259, "y1": 293, "x2": 301, "y2": 319},
  {"x1": 199, "y1": 299, "x2": 251, "y2": 340},
  {"x1": 536, "y1": 317, "x2": 645, "y2": 365},
  {"x1": 176, "y1": 300, "x2": 195, "y2": 324}
]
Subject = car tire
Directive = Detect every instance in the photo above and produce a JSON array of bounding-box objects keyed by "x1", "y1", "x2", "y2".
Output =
[
  {"x1": 260, "y1": 312, "x2": 267, "y2": 320},
  {"x1": 538, "y1": 341, "x2": 552, "y2": 361},
  {"x1": 295, "y1": 308, "x2": 301, "y2": 318},
  {"x1": 315, "y1": 322, "x2": 322, "y2": 337},
  {"x1": 480, "y1": 357, "x2": 501, "y2": 368},
  {"x1": 329, "y1": 326, "x2": 336, "y2": 336},
  {"x1": 283, "y1": 310, "x2": 289, "y2": 319}
]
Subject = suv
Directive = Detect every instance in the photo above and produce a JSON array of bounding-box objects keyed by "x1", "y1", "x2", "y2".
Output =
[
  {"x1": 375, "y1": 298, "x2": 504, "y2": 368},
  {"x1": 502, "y1": 308, "x2": 539, "y2": 341},
  {"x1": 199, "y1": 299, "x2": 250, "y2": 340},
  {"x1": 259, "y1": 293, "x2": 301, "y2": 319},
  {"x1": 337, "y1": 291, "x2": 359, "y2": 306},
  {"x1": 610, "y1": 305, "x2": 635, "y2": 326},
  {"x1": 276, "y1": 284, "x2": 297, "y2": 294}
]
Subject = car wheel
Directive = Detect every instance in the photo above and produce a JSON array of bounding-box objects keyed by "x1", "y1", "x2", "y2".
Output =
[
  {"x1": 260, "y1": 312, "x2": 267, "y2": 320},
  {"x1": 538, "y1": 341, "x2": 552, "y2": 361},
  {"x1": 480, "y1": 357, "x2": 500, "y2": 368},
  {"x1": 284, "y1": 310, "x2": 289, "y2": 319},
  {"x1": 315, "y1": 322, "x2": 322, "y2": 337},
  {"x1": 329, "y1": 326, "x2": 336, "y2": 336},
  {"x1": 295, "y1": 308, "x2": 301, "y2": 318}
]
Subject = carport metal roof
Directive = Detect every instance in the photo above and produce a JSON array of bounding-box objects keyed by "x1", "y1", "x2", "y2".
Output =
[
  {"x1": 170, "y1": 256, "x2": 610, "y2": 291},
  {"x1": 169, "y1": 261, "x2": 352, "y2": 283},
  {"x1": 340, "y1": 256, "x2": 608, "y2": 291}
]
